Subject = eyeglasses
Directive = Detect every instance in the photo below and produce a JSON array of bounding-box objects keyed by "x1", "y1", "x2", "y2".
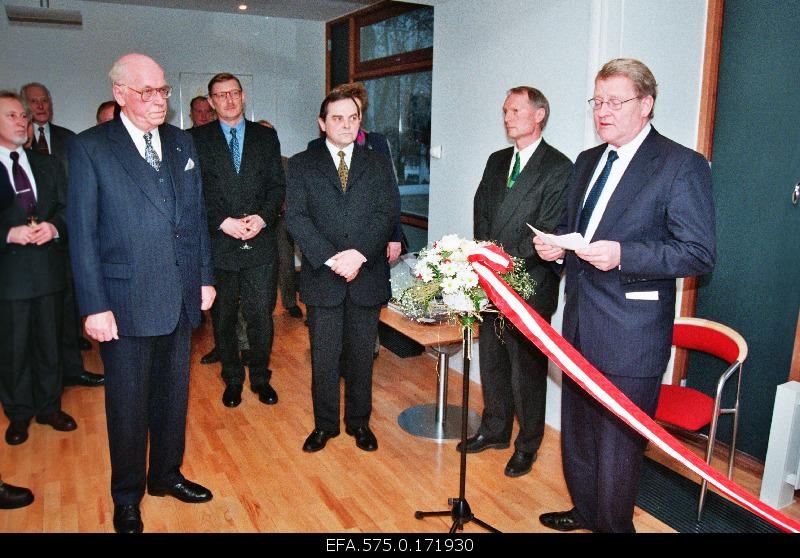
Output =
[
  {"x1": 210, "y1": 90, "x2": 242, "y2": 101},
  {"x1": 588, "y1": 96, "x2": 639, "y2": 111},
  {"x1": 118, "y1": 84, "x2": 173, "y2": 102}
]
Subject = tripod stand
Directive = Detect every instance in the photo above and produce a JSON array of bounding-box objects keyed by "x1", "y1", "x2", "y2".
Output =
[{"x1": 415, "y1": 325, "x2": 500, "y2": 533}]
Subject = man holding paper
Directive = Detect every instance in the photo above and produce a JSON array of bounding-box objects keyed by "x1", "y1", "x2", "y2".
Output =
[
  {"x1": 469, "y1": 86, "x2": 571, "y2": 478},
  {"x1": 535, "y1": 59, "x2": 715, "y2": 532}
]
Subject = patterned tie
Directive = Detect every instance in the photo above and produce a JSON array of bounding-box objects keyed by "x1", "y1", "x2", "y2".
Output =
[
  {"x1": 577, "y1": 150, "x2": 618, "y2": 236},
  {"x1": 506, "y1": 151, "x2": 521, "y2": 189},
  {"x1": 35, "y1": 126, "x2": 49, "y2": 154},
  {"x1": 337, "y1": 150, "x2": 348, "y2": 193},
  {"x1": 9, "y1": 152, "x2": 37, "y2": 216},
  {"x1": 143, "y1": 132, "x2": 161, "y2": 171},
  {"x1": 229, "y1": 128, "x2": 241, "y2": 173}
]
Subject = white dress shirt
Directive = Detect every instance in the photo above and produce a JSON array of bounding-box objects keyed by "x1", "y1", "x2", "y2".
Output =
[
  {"x1": 0, "y1": 145, "x2": 38, "y2": 198},
  {"x1": 509, "y1": 136, "x2": 543, "y2": 178},
  {"x1": 120, "y1": 111, "x2": 162, "y2": 160}
]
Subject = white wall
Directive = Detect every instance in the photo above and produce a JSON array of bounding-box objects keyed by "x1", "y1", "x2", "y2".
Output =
[
  {"x1": 429, "y1": 0, "x2": 709, "y2": 429},
  {"x1": 0, "y1": 0, "x2": 324, "y2": 156}
]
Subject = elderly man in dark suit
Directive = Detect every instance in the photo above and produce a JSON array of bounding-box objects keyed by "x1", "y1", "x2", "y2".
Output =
[
  {"x1": 68, "y1": 53, "x2": 216, "y2": 534},
  {"x1": 21, "y1": 81, "x2": 104, "y2": 389},
  {"x1": 287, "y1": 90, "x2": 398, "y2": 453},
  {"x1": 467, "y1": 86, "x2": 571, "y2": 478},
  {"x1": 0, "y1": 90, "x2": 77, "y2": 447},
  {"x1": 536, "y1": 58, "x2": 715, "y2": 533},
  {"x1": 189, "y1": 73, "x2": 285, "y2": 409}
]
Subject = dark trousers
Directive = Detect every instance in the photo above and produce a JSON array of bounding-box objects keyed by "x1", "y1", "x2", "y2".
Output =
[
  {"x1": 212, "y1": 261, "x2": 277, "y2": 388},
  {"x1": 100, "y1": 309, "x2": 191, "y2": 506},
  {"x1": 561, "y1": 372, "x2": 661, "y2": 533},
  {"x1": 60, "y1": 273, "x2": 87, "y2": 379},
  {"x1": 0, "y1": 292, "x2": 63, "y2": 421},
  {"x1": 307, "y1": 298, "x2": 380, "y2": 431},
  {"x1": 276, "y1": 215, "x2": 299, "y2": 310},
  {"x1": 477, "y1": 315, "x2": 549, "y2": 453}
]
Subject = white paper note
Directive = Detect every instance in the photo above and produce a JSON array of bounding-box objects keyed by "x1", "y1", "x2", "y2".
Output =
[{"x1": 527, "y1": 223, "x2": 589, "y2": 250}]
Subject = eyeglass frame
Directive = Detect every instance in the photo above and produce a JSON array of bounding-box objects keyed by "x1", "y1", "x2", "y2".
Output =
[
  {"x1": 210, "y1": 89, "x2": 243, "y2": 101},
  {"x1": 117, "y1": 83, "x2": 173, "y2": 102},
  {"x1": 587, "y1": 96, "x2": 640, "y2": 111}
]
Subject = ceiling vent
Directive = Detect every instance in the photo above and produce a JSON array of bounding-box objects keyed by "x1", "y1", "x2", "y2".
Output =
[{"x1": 6, "y1": 1, "x2": 82, "y2": 28}]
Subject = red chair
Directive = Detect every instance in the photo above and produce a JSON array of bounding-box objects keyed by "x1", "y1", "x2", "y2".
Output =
[{"x1": 655, "y1": 317, "x2": 748, "y2": 520}]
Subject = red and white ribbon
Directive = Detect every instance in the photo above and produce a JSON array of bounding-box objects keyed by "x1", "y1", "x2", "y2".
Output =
[{"x1": 467, "y1": 246, "x2": 800, "y2": 533}]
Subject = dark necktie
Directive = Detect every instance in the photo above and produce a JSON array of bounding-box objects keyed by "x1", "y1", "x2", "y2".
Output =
[
  {"x1": 507, "y1": 152, "x2": 521, "y2": 189},
  {"x1": 577, "y1": 150, "x2": 618, "y2": 236},
  {"x1": 35, "y1": 126, "x2": 49, "y2": 154},
  {"x1": 9, "y1": 152, "x2": 37, "y2": 216},
  {"x1": 229, "y1": 128, "x2": 241, "y2": 173},
  {"x1": 143, "y1": 132, "x2": 161, "y2": 171},
  {"x1": 337, "y1": 150, "x2": 348, "y2": 192}
]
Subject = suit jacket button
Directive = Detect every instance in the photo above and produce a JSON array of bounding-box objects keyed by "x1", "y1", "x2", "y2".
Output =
[{"x1": 175, "y1": 233, "x2": 179, "y2": 238}]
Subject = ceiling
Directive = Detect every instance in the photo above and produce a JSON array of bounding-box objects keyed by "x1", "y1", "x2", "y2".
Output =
[{"x1": 80, "y1": 0, "x2": 384, "y2": 22}]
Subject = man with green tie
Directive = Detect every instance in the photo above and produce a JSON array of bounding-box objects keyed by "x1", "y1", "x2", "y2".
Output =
[{"x1": 468, "y1": 86, "x2": 572, "y2": 478}]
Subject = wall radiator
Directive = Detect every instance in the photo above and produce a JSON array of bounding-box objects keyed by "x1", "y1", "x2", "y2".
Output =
[{"x1": 760, "y1": 381, "x2": 800, "y2": 508}]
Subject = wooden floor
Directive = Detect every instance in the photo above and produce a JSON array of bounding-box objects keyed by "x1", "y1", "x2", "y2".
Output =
[{"x1": 1, "y1": 302, "x2": 797, "y2": 533}]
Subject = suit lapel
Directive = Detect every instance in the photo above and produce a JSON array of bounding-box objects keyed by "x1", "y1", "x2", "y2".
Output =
[
  {"x1": 346, "y1": 146, "x2": 369, "y2": 191},
  {"x1": 571, "y1": 146, "x2": 606, "y2": 231},
  {"x1": 492, "y1": 143, "x2": 550, "y2": 238},
  {"x1": 160, "y1": 124, "x2": 183, "y2": 224},
  {"x1": 312, "y1": 144, "x2": 345, "y2": 193},
  {"x1": 27, "y1": 155, "x2": 54, "y2": 218},
  {"x1": 212, "y1": 122, "x2": 237, "y2": 175},
  {"x1": 593, "y1": 128, "x2": 661, "y2": 239},
  {"x1": 106, "y1": 118, "x2": 175, "y2": 223}
]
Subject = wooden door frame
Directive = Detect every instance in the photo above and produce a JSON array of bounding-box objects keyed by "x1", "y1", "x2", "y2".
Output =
[{"x1": 672, "y1": 0, "x2": 725, "y2": 384}]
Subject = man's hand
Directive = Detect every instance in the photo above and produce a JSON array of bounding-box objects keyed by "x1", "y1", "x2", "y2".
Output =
[
  {"x1": 7, "y1": 225, "x2": 33, "y2": 245},
  {"x1": 533, "y1": 234, "x2": 566, "y2": 261},
  {"x1": 386, "y1": 241, "x2": 401, "y2": 263},
  {"x1": 575, "y1": 240, "x2": 621, "y2": 271},
  {"x1": 28, "y1": 222, "x2": 57, "y2": 245},
  {"x1": 219, "y1": 217, "x2": 250, "y2": 239},
  {"x1": 330, "y1": 249, "x2": 366, "y2": 282},
  {"x1": 240, "y1": 214, "x2": 265, "y2": 240},
  {"x1": 84, "y1": 311, "x2": 119, "y2": 342},
  {"x1": 201, "y1": 285, "x2": 216, "y2": 311}
]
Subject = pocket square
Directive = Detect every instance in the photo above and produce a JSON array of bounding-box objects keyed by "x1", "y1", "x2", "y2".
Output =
[
  {"x1": 625, "y1": 291, "x2": 658, "y2": 301},
  {"x1": 184, "y1": 158, "x2": 195, "y2": 171}
]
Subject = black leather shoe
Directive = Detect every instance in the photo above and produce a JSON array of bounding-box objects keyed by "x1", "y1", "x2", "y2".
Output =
[
  {"x1": 200, "y1": 348, "x2": 220, "y2": 365},
  {"x1": 287, "y1": 306, "x2": 303, "y2": 319},
  {"x1": 302, "y1": 428, "x2": 340, "y2": 452},
  {"x1": 251, "y1": 382, "x2": 278, "y2": 405},
  {"x1": 63, "y1": 370, "x2": 105, "y2": 387},
  {"x1": 35, "y1": 410, "x2": 77, "y2": 432},
  {"x1": 79, "y1": 336, "x2": 92, "y2": 351},
  {"x1": 539, "y1": 510, "x2": 587, "y2": 532},
  {"x1": 222, "y1": 384, "x2": 243, "y2": 408},
  {"x1": 113, "y1": 504, "x2": 143, "y2": 533},
  {"x1": 345, "y1": 425, "x2": 378, "y2": 452},
  {"x1": 148, "y1": 479, "x2": 212, "y2": 503},
  {"x1": 0, "y1": 482, "x2": 34, "y2": 509},
  {"x1": 240, "y1": 349, "x2": 251, "y2": 366},
  {"x1": 504, "y1": 450, "x2": 536, "y2": 477},
  {"x1": 5, "y1": 420, "x2": 29, "y2": 445},
  {"x1": 455, "y1": 433, "x2": 509, "y2": 454}
]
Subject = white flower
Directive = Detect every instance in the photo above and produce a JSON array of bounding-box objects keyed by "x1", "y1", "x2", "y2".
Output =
[
  {"x1": 438, "y1": 234, "x2": 461, "y2": 253},
  {"x1": 456, "y1": 268, "x2": 479, "y2": 289},
  {"x1": 440, "y1": 276, "x2": 460, "y2": 294},
  {"x1": 439, "y1": 259, "x2": 459, "y2": 277}
]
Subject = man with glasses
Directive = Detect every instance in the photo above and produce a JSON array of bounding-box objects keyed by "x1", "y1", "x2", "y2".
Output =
[
  {"x1": 189, "y1": 73, "x2": 285, "y2": 409},
  {"x1": 535, "y1": 58, "x2": 715, "y2": 532},
  {"x1": 67, "y1": 53, "x2": 216, "y2": 533}
]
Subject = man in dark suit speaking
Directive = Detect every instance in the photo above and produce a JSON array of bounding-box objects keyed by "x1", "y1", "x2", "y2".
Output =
[
  {"x1": 190, "y1": 73, "x2": 285, "y2": 409},
  {"x1": 468, "y1": 86, "x2": 571, "y2": 478},
  {"x1": 287, "y1": 90, "x2": 398, "y2": 453},
  {"x1": 67, "y1": 53, "x2": 216, "y2": 533},
  {"x1": 535, "y1": 58, "x2": 715, "y2": 532}
]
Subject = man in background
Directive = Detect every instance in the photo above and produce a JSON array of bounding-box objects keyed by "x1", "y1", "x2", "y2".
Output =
[
  {"x1": 189, "y1": 95, "x2": 216, "y2": 128},
  {"x1": 190, "y1": 73, "x2": 284, "y2": 409},
  {"x1": 535, "y1": 58, "x2": 715, "y2": 533},
  {"x1": 469, "y1": 86, "x2": 571, "y2": 478},
  {"x1": 96, "y1": 101, "x2": 117, "y2": 125},
  {"x1": 68, "y1": 53, "x2": 216, "y2": 533},
  {"x1": 21, "y1": 82, "x2": 104, "y2": 388}
]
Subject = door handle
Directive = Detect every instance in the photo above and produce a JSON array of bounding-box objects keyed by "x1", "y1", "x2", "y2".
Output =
[{"x1": 794, "y1": 182, "x2": 800, "y2": 206}]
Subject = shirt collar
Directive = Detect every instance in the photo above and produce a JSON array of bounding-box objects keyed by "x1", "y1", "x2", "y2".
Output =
[{"x1": 219, "y1": 118, "x2": 245, "y2": 138}]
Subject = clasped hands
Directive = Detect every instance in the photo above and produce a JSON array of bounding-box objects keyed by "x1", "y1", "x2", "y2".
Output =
[
  {"x1": 533, "y1": 236, "x2": 621, "y2": 272},
  {"x1": 329, "y1": 249, "x2": 365, "y2": 283},
  {"x1": 220, "y1": 215, "x2": 265, "y2": 241},
  {"x1": 7, "y1": 222, "x2": 58, "y2": 246}
]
